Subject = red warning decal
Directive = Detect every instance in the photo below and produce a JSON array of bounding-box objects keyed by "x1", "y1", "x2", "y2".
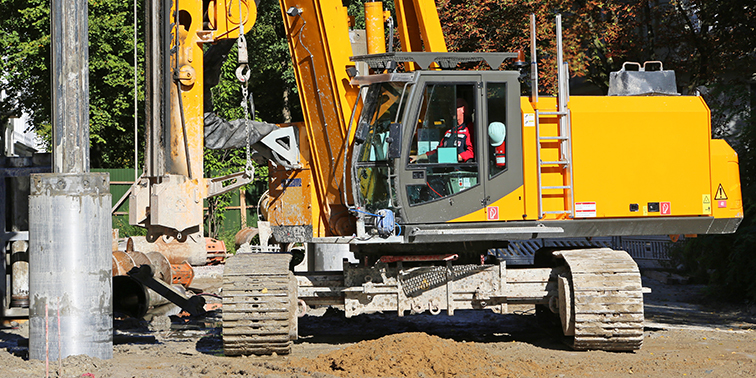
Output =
[
  {"x1": 487, "y1": 206, "x2": 499, "y2": 221},
  {"x1": 575, "y1": 202, "x2": 597, "y2": 218},
  {"x1": 661, "y1": 202, "x2": 671, "y2": 215}
]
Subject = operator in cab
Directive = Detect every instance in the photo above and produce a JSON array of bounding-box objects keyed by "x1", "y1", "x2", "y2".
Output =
[{"x1": 410, "y1": 98, "x2": 474, "y2": 163}]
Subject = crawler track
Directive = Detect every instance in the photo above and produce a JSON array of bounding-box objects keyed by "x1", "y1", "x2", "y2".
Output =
[
  {"x1": 222, "y1": 253, "x2": 297, "y2": 356},
  {"x1": 556, "y1": 249, "x2": 644, "y2": 351}
]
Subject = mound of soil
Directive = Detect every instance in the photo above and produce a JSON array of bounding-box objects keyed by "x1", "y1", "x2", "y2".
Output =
[{"x1": 290, "y1": 332, "x2": 525, "y2": 377}]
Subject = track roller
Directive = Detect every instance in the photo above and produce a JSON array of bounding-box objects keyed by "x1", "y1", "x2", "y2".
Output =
[
  {"x1": 222, "y1": 253, "x2": 297, "y2": 356},
  {"x1": 554, "y1": 248, "x2": 645, "y2": 351}
]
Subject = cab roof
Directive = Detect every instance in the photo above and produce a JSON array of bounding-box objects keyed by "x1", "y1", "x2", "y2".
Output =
[{"x1": 350, "y1": 52, "x2": 518, "y2": 71}]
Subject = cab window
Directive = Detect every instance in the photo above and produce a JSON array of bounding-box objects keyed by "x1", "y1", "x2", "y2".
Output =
[
  {"x1": 357, "y1": 82, "x2": 411, "y2": 163},
  {"x1": 406, "y1": 83, "x2": 479, "y2": 206},
  {"x1": 487, "y1": 82, "x2": 508, "y2": 178},
  {"x1": 354, "y1": 82, "x2": 411, "y2": 213}
]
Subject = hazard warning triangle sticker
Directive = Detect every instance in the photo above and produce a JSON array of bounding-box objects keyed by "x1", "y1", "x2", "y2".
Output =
[{"x1": 715, "y1": 184, "x2": 728, "y2": 200}]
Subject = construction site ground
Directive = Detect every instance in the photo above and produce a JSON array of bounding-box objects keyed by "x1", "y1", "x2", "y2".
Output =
[{"x1": 1, "y1": 265, "x2": 755, "y2": 378}]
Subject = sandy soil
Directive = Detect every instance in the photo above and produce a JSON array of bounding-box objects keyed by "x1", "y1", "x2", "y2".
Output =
[{"x1": 1, "y1": 270, "x2": 755, "y2": 378}]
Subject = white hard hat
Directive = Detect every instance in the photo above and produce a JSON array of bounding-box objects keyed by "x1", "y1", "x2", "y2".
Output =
[{"x1": 488, "y1": 122, "x2": 506, "y2": 146}]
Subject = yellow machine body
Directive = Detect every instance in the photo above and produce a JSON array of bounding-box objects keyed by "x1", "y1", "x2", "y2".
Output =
[
  {"x1": 450, "y1": 96, "x2": 742, "y2": 225},
  {"x1": 542, "y1": 95, "x2": 741, "y2": 220},
  {"x1": 267, "y1": 1, "x2": 741, "y2": 240},
  {"x1": 565, "y1": 96, "x2": 740, "y2": 220}
]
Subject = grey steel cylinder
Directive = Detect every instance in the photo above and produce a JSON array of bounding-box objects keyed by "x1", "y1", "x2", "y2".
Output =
[
  {"x1": 51, "y1": 0, "x2": 89, "y2": 174},
  {"x1": 310, "y1": 243, "x2": 358, "y2": 271},
  {"x1": 10, "y1": 241, "x2": 29, "y2": 308},
  {"x1": 29, "y1": 173, "x2": 112, "y2": 360}
]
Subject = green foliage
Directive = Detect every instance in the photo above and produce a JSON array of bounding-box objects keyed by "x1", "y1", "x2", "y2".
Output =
[
  {"x1": 216, "y1": 228, "x2": 240, "y2": 256},
  {"x1": 652, "y1": 0, "x2": 756, "y2": 93},
  {"x1": 0, "y1": 0, "x2": 145, "y2": 168},
  {"x1": 669, "y1": 107, "x2": 756, "y2": 302},
  {"x1": 88, "y1": 0, "x2": 145, "y2": 168},
  {"x1": 215, "y1": 0, "x2": 302, "y2": 123},
  {"x1": 1, "y1": 0, "x2": 51, "y2": 134},
  {"x1": 438, "y1": 0, "x2": 649, "y2": 94},
  {"x1": 203, "y1": 147, "x2": 268, "y2": 239},
  {"x1": 658, "y1": 2, "x2": 756, "y2": 302},
  {"x1": 113, "y1": 215, "x2": 147, "y2": 238},
  {"x1": 345, "y1": 0, "x2": 396, "y2": 30}
]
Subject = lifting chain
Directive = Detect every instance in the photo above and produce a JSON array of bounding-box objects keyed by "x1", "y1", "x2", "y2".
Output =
[{"x1": 234, "y1": 0, "x2": 254, "y2": 178}]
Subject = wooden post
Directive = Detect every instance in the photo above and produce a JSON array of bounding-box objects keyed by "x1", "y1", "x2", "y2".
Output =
[{"x1": 240, "y1": 188, "x2": 247, "y2": 227}]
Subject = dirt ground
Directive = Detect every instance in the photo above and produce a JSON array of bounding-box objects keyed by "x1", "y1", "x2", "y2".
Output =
[{"x1": 1, "y1": 267, "x2": 755, "y2": 378}]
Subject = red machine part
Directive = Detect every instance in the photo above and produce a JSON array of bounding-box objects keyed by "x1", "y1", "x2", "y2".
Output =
[
  {"x1": 170, "y1": 261, "x2": 195, "y2": 288},
  {"x1": 206, "y1": 237, "x2": 228, "y2": 265}
]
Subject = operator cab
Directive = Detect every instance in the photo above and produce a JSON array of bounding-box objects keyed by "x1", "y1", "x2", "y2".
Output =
[{"x1": 350, "y1": 53, "x2": 524, "y2": 239}]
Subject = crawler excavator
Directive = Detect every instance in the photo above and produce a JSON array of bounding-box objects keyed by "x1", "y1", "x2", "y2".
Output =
[{"x1": 128, "y1": 0, "x2": 742, "y2": 354}]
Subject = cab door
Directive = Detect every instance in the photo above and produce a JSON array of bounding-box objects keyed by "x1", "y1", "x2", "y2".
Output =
[
  {"x1": 479, "y1": 72, "x2": 525, "y2": 220},
  {"x1": 397, "y1": 73, "x2": 485, "y2": 224}
]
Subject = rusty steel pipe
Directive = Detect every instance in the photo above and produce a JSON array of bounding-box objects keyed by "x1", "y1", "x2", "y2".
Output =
[
  {"x1": 127, "y1": 250, "x2": 152, "y2": 271},
  {"x1": 112, "y1": 249, "x2": 196, "y2": 317},
  {"x1": 10, "y1": 241, "x2": 29, "y2": 308},
  {"x1": 234, "y1": 227, "x2": 259, "y2": 249},
  {"x1": 145, "y1": 251, "x2": 171, "y2": 283},
  {"x1": 126, "y1": 235, "x2": 206, "y2": 265},
  {"x1": 112, "y1": 250, "x2": 194, "y2": 286},
  {"x1": 112, "y1": 251, "x2": 135, "y2": 276},
  {"x1": 112, "y1": 275, "x2": 148, "y2": 318},
  {"x1": 124, "y1": 251, "x2": 171, "y2": 308}
]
